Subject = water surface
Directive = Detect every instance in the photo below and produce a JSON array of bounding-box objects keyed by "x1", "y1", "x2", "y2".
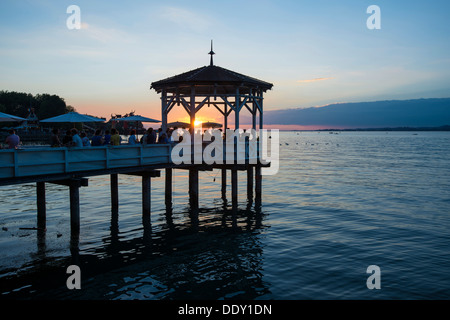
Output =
[{"x1": 1, "y1": 131, "x2": 449, "y2": 299}]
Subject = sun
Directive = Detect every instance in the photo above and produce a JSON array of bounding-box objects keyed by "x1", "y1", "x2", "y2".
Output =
[{"x1": 194, "y1": 120, "x2": 202, "y2": 126}]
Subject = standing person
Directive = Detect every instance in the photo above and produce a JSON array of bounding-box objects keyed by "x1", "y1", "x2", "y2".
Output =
[
  {"x1": 156, "y1": 128, "x2": 163, "y2": 143},
  {"x1": 146, "y1": 128, "x2": 156, "y2": 144},
  {"x1": 158, "y1": 133, "x2": 169, "y2": 144},
  {"x1": 91, "y1": 129, "x2": 104, "y2": 146},
  {"x1": 71, "y1": 128, "x2": 83, "y2": 147},
  {"x1": 103, "y1": 130, "x2": 111, "y2": 145},
  {"x1": 140, "y1": 129, "x2": 148, "y2": 145},
  {"x1": 80, "y1": 131, "x2": 91, "y2": 147},
  {"x1": 128, "y1": 129, "x2": 137, "y2": 145},
  {"x1": 50, "y1": 128, "x2": 62, "y2": 147},
  {"x1": 110, "y1": 128, "x2": 121, "y2": 146},
  {"x1": 62, "y1": 130, "x2": 72, "y2": 146},
  {"x1": 5, "y1": 129, "x2": 20, "y2": 149}
]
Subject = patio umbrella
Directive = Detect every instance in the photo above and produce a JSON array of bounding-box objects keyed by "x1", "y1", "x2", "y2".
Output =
[
  {"x1": 114, "y1": 115, "x2": 161, "y2": 123},
  {"x1": 0, "y1": 112, "x2": 26, "y2": 122},
  {"x1": 167, "y1": 121, "x2": 190, "y2": 128},
  {"x1": 202, "y1": 121, "x2": 222, "y2": 129},
  {"x1": 40, "y1": 112, "x2": 105, "y2": 123}
]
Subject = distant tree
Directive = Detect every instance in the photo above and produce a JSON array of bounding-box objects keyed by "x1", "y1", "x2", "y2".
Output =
[
  {"x1": 35, "y1": 94, "x2": 67, "y2": 119},
  {"x1": 66, "y1": 105, "x2": 76, "y2": 113},
  {"x1": 0, "y1": 90, "x2": 36, "y2": 117}
]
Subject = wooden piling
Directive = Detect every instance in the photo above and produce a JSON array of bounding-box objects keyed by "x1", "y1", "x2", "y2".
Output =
[
  {"x1": 69, "y1": 182, "x2": 80, "y2": 234},
  {"x1": 189, "y1": 169, "x2": 199, "y2": 208},
  {"x1": 221, "y1": 168, "x2": 227, "y2": 199},
  {"x1": 36, "y1": 181, "x2": 46, "y2": 229},
  {"x1": 247, "y1": 166, "x2": 253, "y2": 201},
  {"x1": 110, "y1": 173, "x2": 119, "y2": 213},
  {"x1": 142, "y1": 174, "x2": 151, "y2": 216},
  {"x1": 255, "y1": 165, "x2": 262, "y2": 203},
  {"x1": 165, "y1": 168, "x2": 172, "y2": 205},
  {"x1": 231, "y1": 168, "x2": 238, "y2": 208}
]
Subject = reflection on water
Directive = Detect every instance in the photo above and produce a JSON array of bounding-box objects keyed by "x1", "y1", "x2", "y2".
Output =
[{"x1": 0, "y1": 178, "x2": 270, "y2": 299}]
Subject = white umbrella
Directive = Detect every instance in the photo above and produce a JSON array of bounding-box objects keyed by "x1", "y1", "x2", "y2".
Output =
[
  {"x1": 0, "y1": 112, "x2": 26, "y2": 122},
  {"x1": 40, "y1": 112, "x2": 105, "y2": 123},
  {"x1": 167, "y1": 121, "x2": 190, "y2": 128},
  {"x1": 202, "y1": 121, "x2": 222, "y2": 129},
  {"x1": 114, "y1": 115, "x2": 161, "y2": 123}
]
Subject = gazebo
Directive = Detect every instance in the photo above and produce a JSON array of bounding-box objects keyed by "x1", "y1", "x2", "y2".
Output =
[
  {"x1": 150, "y1": 42, "x2": 273, "y2": 133},
  {"x1": 150, "y1": 43, "x2": 273, "y2": 208}
]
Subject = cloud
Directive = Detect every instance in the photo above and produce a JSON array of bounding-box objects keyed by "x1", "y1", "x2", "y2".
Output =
[
  {"x1": 297, "y1": 77, "x2": 335, "y2": 84},
  {"x1": 158, "y1": 6, "x2": 211, "y2": 32}
]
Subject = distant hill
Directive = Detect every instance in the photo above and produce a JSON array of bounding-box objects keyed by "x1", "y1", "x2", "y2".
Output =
[{"x1": 244, "y1": 98, "x2": 450, "y2": 128}]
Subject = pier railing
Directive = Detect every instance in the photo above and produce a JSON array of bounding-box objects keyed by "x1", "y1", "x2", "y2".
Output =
[
  {"x1": 0, "y1": 141, "x2": 262, "y2": 182},
  {"x1": 0, "y1": 144, "x2": 171, "y2": 180}
]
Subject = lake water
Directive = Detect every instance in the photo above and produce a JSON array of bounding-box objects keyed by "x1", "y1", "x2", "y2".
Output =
[{"x1": 1, "y1": 131, "x2": 449, "y2": 300}]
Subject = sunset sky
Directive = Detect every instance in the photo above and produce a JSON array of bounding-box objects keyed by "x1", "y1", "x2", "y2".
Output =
[{"x1": 1, "y1": 0, "x2": 449, "y2": 129}]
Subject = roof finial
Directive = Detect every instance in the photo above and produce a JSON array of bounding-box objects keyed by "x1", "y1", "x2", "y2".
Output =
[{"x1": 208, "y1": 40, "x2": 215, "y2": 66}]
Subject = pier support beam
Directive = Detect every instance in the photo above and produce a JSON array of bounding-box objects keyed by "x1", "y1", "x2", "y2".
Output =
[
  {"x1": 124, "y1": 170, "x2": 160, "y2": 217},
  {"x1": 110, "y1": 174, "x2": 119, "y2": 214},
  {"x1": 189, "y1": 169, "x2": 199, "y2": 209},
  {"x1": 36, "y1": 181, "x2": 46, "y2": 230},
  {"x1": 221, "y1": 169, "x2": 227, "y2": 199},
  {"x1": 231, "y1": 168, "x2": 238, "y2": 208},
  {"x1": 69, "y1": 183, "x2": 80, "y2": 234},
  {"x1": 247, "y1": 166, "x2": 253, "y2": 202},
  {"x1": 142, "y1": 174, "x2": 151, "y2": 216},
  {"x1": 50, "y1": 178, "x2": 89, "y2": 234},
  {"x1": 255, "y1": 165, "x2": 262, "y2": 204},
  {"x1": 165, "y1": 168, "x2": 172, "y2": 206}
]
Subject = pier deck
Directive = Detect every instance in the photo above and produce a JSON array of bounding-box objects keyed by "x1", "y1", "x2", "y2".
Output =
[{"x1": 0, "y1": 143, "x2": 265, "y2": 236}]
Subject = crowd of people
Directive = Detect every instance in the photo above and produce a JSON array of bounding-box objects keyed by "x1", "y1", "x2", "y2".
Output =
[
  {"x1": 2, "y1": 126, "x2": 230, "y2": 150},
  {"x1": 48, "y1": 127, "x2": 180, "y2": 148}
]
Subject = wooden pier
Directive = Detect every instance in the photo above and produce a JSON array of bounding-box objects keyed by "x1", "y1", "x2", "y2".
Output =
[
  {"x1": 0, "y1": 46, "x2": 273, "y2": 239},
  {"x1": 0, "y1": 143, "x2": 267, "y2": 234}
]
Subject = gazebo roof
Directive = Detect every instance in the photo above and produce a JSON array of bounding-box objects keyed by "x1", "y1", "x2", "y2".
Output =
[{"x1": 150, "y1": 64, "x2": 273, "y2": 95}]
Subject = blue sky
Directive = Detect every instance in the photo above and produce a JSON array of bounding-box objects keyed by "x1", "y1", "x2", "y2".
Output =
[{"x1": 1, "y1": 0, "x2": 449, "y2": 124}]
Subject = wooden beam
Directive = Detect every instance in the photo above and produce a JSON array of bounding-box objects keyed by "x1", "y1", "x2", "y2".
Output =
[
  {"x1": 213, "y1": 103, "x2": 225, "y2": 116},
  {"x1": 189, "y1": 169, "x2": 199, "y2": 209},
  {"x1": 110, "y1": 174, "x2": 119, "y2": 213},
  {"x1": 69, "y1": 182, "x2": 80, "y2": 234},
  {"x1": 255, "y1": 165, "x2": 262, "y2": 201},
  {"x1": 247, "y1": 166, "x2": 253, "y2": 201},
  {"x1": 221, "y1": 96, "x2": 236, "y2": 112},
  {"x1": 194, "y1": 96, "x2": 209, "y2": 113},
  {"x1": 162, "y1": 89, "x2": 167, "y2": 133},
  {"x1": 142, "y1": 174, "x2": 151, "y2": 216},
  {"x1": 50, "y1": 178, "x2": 89, "y2": 188},
  {"x1": 165, "y1": 168, "x2": 172, "y2": 206},
  {"x1": 180, "y1": 96, "x2": 191, "y2": 116},
  {"x1": 221, "y1": 168, "x2": 227, "y2": 200},
  {"x1": 36, "y1": 181, "x2": 46, "y2": 230},
  {"x1": 231, "y1": 168, "x2": 238, "y2": 208},
  {"x1": 235, "y1": 87, "x2": 240, "y2": 130},
  {"x1": 123, "y1": 170, "x2": 161, "y2": 178}
]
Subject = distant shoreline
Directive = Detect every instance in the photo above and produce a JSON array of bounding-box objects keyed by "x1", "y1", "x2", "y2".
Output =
[{"x1": 283, "y1": 125, "x2": 450, "y2": 132}]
